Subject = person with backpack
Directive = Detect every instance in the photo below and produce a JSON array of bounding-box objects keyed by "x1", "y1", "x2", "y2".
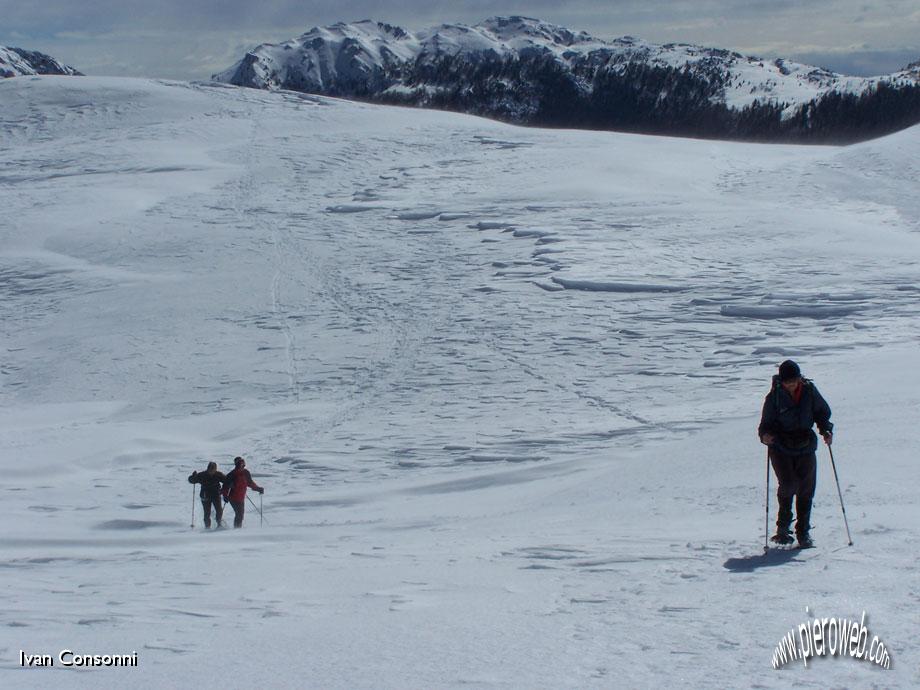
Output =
[
  {"x1": 188, "y1": 461, "x2": 227, "y2": 529},
  {"x1": 758, "y1": 360, "x2": 833, "y2": 548},
  {"x1": 222, "y1": 456, "x2": 264, "y2": 528}
]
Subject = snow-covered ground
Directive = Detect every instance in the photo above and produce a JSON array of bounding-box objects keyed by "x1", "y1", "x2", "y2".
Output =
[{"x1": 1, "y1": 75, "x2": 919, "y2": 688}]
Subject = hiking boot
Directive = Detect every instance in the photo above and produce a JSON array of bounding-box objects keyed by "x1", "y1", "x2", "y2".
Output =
[
  {"x1": 797, "y1": 533, "x2": 814, "y2": 549},
  {"x1": 770, "y1": 531, "x2": 794, "y2": 545}
]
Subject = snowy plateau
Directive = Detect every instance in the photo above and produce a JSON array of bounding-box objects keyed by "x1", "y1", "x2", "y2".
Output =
[{"x1": 1, "y1": 74, "x2": 920, "y2": 689}]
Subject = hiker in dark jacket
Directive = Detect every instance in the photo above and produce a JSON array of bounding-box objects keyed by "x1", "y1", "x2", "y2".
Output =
[
  {"x1": 222, "y1": 456, "x2": 264, "y2": 528},
  {"x1": 188, "y1": 461, "x2": 227, "y2": 529},
  {"x1": 758, "y1": 360, "x2": 833, "y2": 548}
]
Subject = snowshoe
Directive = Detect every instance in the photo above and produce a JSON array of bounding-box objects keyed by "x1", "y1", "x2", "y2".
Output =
[
  {"x1": 770, "y1": 531, "x2": 795, "y2": 546},
  {"x1": 797, "y1": 534, "x2": 814, "y2": 549}
]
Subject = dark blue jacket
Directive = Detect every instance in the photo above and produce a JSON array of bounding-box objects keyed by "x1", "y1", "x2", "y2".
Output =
[
  {"x1": 758, "y1": 376, "x2": 833, "y2": 455},
  {"x1": 188, "y1": 470, "x2": 226, "y2": 500}
]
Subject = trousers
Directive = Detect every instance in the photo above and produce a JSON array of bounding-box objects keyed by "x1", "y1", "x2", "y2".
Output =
[
  {"x1": 229, "y1": 500, "x2": 245, "y2": 528},
  {"x1": 201, "y1": 495, "x2": 224, "y2": 528},
  {"x1": 770, "y1": 448, "x2": 817, "y2": 537}
]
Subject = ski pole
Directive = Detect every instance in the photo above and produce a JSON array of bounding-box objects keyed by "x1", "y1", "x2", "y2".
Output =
[
  {"x1": 764, "y1": 448, "x2": 770, "y2": 553},
  {"x1": 246, "y1": 494, "x2": 266, "y2": 526},
  {"x1": 828, "y1": 445, "x2": 854, "y2": 546},
  {"x1": 260, "y1": 493, "x2": 263, "y2": 527},
  {"x1": 191, "y1": 484, "x2": 196, "y2": 529}
]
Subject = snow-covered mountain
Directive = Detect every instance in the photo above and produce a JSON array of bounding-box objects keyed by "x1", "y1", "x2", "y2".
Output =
[
  {"x1": 214, "y1": 16, "x2": 920, "y2": 142},
  {"x1": 0, "y1": 46, "x2": 82, "y2": 78}
]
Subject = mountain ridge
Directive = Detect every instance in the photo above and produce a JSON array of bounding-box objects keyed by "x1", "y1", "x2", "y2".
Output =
[
  {"x1": 213, "y1": 16, "x2": 920, "y2": 142},
  {"x1": 0, "y1": 46, "x2": 82, "y2": 78}
]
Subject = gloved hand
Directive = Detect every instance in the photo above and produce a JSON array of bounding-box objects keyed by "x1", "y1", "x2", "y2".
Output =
[
  {"x1": 223, "y1": 495, "x2": 230, "y2": 503},
  {"x1": 257, "y1": 487, "x2": 264, "y2": 494},
  {"x1": 760, "y1": 433, "x2": 775, "y2": 446},
  {"x1": 822, "y1": 431, "x2": 833, "y2": 446}
]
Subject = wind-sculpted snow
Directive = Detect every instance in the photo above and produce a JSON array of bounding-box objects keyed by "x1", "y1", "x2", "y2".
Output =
[
  {"x1": 2, "y1": 77, "x2": 920, "y2": 687},
  {"x1": 551, "y1": 277, "x2": 688, "y2": 293},
  {"x1": 719, "y1": 304, "x2": 864, "y2": 319}
]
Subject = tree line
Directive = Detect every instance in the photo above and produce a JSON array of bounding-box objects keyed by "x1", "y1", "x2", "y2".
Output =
[{"x1": 367, "y1": 53, "x2": 920, "y2": 143}]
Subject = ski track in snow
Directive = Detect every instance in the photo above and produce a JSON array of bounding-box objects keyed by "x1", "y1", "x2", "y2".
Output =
[{"x1": 1, "y1": 77, "x2": 920, "y2": 688}]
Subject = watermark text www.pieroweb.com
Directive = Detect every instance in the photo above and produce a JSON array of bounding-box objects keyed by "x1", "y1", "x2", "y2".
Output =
[{"x1": 772, "y1": 608, "x2": 891, "y2": 669}]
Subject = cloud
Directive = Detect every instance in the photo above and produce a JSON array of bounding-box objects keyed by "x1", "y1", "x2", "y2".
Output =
[
  {"x1": 0, "y1": 0, "x2": 904, "y2": 34},
  {"x1": 790, "y1": 48, "x2": 920, "y2": 76}
]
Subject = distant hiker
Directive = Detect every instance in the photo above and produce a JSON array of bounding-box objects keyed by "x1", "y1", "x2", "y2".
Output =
[
  {"x1": 758, "y1": 360, "x2": 833, "y2": 548},
  {"x1": 222, "y1": 456, "x2": 264, "y2": 528},
  {"x1": 188, "y1": 461, "x2": 227, "y2": 529}
]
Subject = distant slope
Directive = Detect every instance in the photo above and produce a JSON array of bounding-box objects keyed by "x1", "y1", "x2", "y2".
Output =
[
  {"x1": 0, "y1": 46, "x2": 82, "y2": 78},
  {"x1": 214, "y1": 16, "x2": 920, "y2": 143}
]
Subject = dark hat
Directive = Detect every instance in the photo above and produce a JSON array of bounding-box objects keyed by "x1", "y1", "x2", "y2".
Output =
[
  {"x1": 778, "y1": 360, "x2": 801, "y2": 381},
  {"x1": 207, "y1": 461, "x2": 217, "y2": 471}
]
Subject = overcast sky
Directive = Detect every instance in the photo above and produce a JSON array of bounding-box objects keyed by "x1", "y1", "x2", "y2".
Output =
[{"x1": 2, "y1": 1, "x2": 918, "y2": 79}]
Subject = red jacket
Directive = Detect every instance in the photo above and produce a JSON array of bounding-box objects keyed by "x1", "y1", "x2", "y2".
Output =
[{"x1": 222, "y1": 468, "x2": 261, "y2": 502}]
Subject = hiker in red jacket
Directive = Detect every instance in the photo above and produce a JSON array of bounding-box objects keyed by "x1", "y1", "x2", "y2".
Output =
[{"x1": 222, "y1": 456, "x2": 264, "y2": 528}]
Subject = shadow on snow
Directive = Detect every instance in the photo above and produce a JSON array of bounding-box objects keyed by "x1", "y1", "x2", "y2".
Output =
[{"x1": 722, "y1": 548, "x2": 805, "y2": 573}]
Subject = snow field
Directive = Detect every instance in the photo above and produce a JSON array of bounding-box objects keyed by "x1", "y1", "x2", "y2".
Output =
[{"x1": 1, "y1": 76, "x2": 919, "y2": 688}]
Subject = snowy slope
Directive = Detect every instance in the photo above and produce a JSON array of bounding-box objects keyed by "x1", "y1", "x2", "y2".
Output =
[
  {"x1": 1, "y1": 76, "x2": 920, "y2": 688},
  {"x1": 0, "y1": 47, "x2": 82, "y2": 78},
  {"x1": 214, "y1": 16, "x2": 920, "y2": 117}
]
